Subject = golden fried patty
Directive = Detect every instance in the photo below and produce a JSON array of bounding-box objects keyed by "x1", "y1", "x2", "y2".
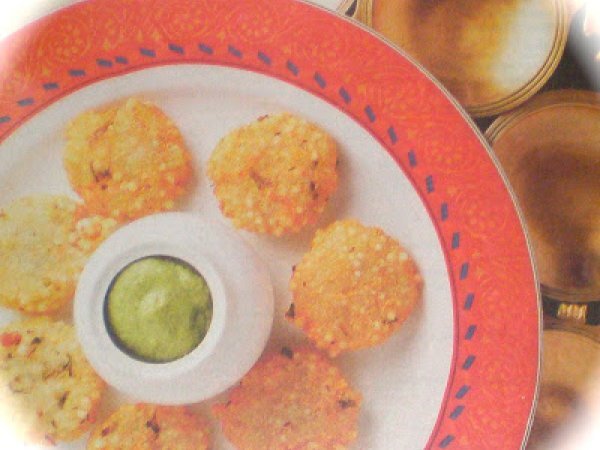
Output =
[
  {"x1": 213, "y1": 346, "x2": 361, "y2": 450},
  {"x1": 288, "y1": 219, "x2": 422, "y2": 356},
  {"x1": 87, "y1": 404, "x2": 211, "y2": 450},
  {"x1": 207, "y1": 113, "x2": 338, "y2": 236},
  {"x1": 0, "y1": 195, "x2": 117, "y2": 313},
  {"x1": 64, "y1": 98, "x2": 192, "y2": 222},
  {"x1": 0, "y1": 318, "x2": 104, "y2": 445}
]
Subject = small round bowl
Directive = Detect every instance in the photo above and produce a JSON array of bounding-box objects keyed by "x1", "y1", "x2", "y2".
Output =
[{"x1": 74, "y1": 212, "x2": 274, "y2": 404}]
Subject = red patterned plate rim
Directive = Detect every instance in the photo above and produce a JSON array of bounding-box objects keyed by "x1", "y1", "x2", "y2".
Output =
[{"x1": 0, "y1": 0, "x2": 540, "y2": 448}]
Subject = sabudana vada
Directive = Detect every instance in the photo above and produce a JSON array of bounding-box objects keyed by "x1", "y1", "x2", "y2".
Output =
[
  {"x1": 87, "y1": 403, "x2": 211, "y2": 450},
  {"x1": 0, "y1": 195, "x2": 116, "y2": 313},
  {"x1": 288, "y1": 219, "x2": 422, "y2": 356},
  {"x1": 64, "y1": 98, "x2": 192, "y2": 222},
  {"x1": 213, "y1": 346, "x2": 360, "y2": 450},
  {"x1": 0, "y1": 317, "x2": 105, "y2": 445},
  {"x1": 207, "y1": 113, "x2": 338, "y2": 236}
]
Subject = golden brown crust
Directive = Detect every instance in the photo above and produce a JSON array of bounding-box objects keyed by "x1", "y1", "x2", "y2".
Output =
[
  {"x1": 87, "y1": 403, "x2": 211, "y2": 450},
  {"x1": 0, "y1": 195, "x2": 117, "y2": 313},
  {"x1": 0, "y1": 317, "x2": 105, "y2": 444},
  {"x1": 289, "y1": 219, "x2": 422, "y2": 356},
  {"x1": 213, "y1": 346, "x2": 360, "y2": 450},
  {"x1": 207, "y1": 113, "x2": 338, "y2": 236},
  {"x1": 64, "y1": 98, "x2": 192, "y2": 222}
]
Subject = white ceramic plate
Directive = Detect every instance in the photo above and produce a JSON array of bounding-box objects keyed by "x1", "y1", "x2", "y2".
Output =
[{"x1": 0, "y1": 1, "x2": 539, "y2": 448}]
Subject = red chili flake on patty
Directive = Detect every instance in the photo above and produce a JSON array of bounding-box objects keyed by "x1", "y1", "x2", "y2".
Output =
[{"x1": 1, "y1": 332, "x2": 22, "y2": 347}]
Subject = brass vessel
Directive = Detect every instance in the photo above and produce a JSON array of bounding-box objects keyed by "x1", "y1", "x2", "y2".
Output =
[
  {"x1": 353, "y1": 0, "x2": 568, "y2": 117},
  {"x1": 487, "y1": 90, "x2": 600, "y2": 303}
]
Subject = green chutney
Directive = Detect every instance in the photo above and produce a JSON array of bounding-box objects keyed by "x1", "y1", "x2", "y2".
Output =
[{"x1": 105, "y1": 256, "x2": 213, "y2": 363}]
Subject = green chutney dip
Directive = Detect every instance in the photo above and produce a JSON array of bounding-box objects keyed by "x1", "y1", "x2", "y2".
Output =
[{"x1": 105, "y1": 256, "x2": 213, "y2": 363}]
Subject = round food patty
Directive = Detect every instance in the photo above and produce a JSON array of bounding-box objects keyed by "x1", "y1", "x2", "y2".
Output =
[
  {"x1": 64, "y1": 98, "x2": 192, "y2": 222},
  {"x1": 0, "y1": 317, "x2": 104, "y2": 445},
  {"x1": 207, "y1": 113, "x2": 338, "y2": 236},
  {"x1": 288, "y1": 219, "x2": 422, "y2": 356},
  {"x1": 0, "y1": 195, "x2": 117, "y2": 313},
  {"x1": 213, "y1": 346, "x2": 361, "y2": 450},
  {"x1": 87, "y1": 404, "x2": 211, "y2": 450}
]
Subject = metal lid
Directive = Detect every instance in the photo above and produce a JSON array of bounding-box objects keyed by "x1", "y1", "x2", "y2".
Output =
[
  {"x1": 357, "y1": 0, "x2": 568, "y2": 117},
  {"x1": 487, "y1": 90, "x2": 600, "y2": 303}
]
